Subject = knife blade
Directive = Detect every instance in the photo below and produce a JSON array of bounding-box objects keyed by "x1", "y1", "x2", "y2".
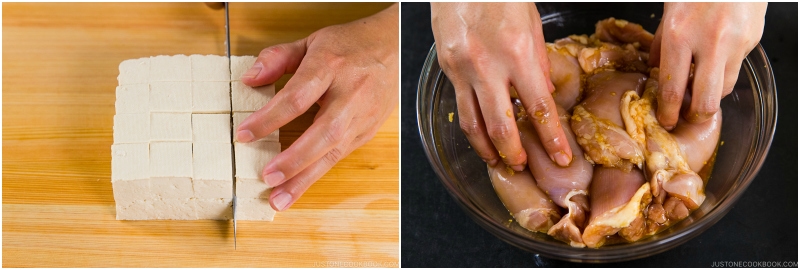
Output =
[{"x1": 224, "y1": 2, "x2": 237, "y2": 250}]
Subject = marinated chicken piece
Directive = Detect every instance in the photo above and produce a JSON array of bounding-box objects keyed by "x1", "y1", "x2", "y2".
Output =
[
  {"x1": 621, "y1": 68, "x2": 717, "y2": 234},
  {"x1": 546, "y1": 43, "x2": 584, "y2": 110},
  {"x1": 582, "y1": 166, "x2": 651, "y2": 248},
  {"x1": 578, "y1": 43, "x2": 649, "y2": 74},
  {"x1": 488, "y1": 163, "x2": 561, "y2": 233},
  {"x1": 570, "y1": 71, "x2": 646, "y2": 169},
  {"x1": 673, "y1": 112, "x2": 722, "y2": 172},
  {"x1": 554, "y1": 35, "x2": 589, "y2": 57},
  {"x1": 594, "y1": 17, "x2": 654, "y2": 51},
  {"x1": 518, "y1": 106, "x2": 593, "y2": 247}
]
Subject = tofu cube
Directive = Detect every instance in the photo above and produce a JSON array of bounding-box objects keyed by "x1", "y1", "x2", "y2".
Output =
[
  {"x1": 150, "y1": 55, "x2": 191, "y2": 82},
  {"x1": 149, "y1": 142, "x2": 193, "y2": 178},
  {"x1": 192, "y1": 81, "x2": 231, "y2": 113},
  {"x1": 150, "y1": 112, "x2": 192, "y2": 141},
  {"x1": 195, "y1": 198, "x2": 233, "y2": 220},
  {"x1": 192, "y1": 114, "x2": 231, "y2": 143},
  {"x1": 232, "y1": 81, "x2": 274, "y2": 112},
  {"x1": 236, "y1": 177, "x2": 272, "y2": 198},
  {"x1": 118, "y1": 57, "x2": 150, "y2": 85},
  {"x1": 111, "y1": 143, "x2": 149, "y2": 181},
  {"x1": 193, "y1": 179, "x2": 233, "y2": 199},
  {"x1": 113, "y1": 114, "x2": 149, "y2": 144},
  {"x1": 192, "y1": 142, "x2": 233, "y2": 181},
  {"x1": 116, "y1": 200, "x2": 155, "y2": 220},
  {"x1": 233, "y1": 112, "x2": 279, "y2": 142},
  {"x1": 112, "y1": 179, "x2": 152, "y2": 205},
  {"x1": 150, "y1": 198, "x2": 197, "y2": 220},
  {"x1": 191, "y1": 55, "x2": 230, "y2": 81},
  {"x1": 230, "y1": 55, "x2": 256, "y2": 81},
  {"x1": 150, "y1": 177, "x2": 194, "y2": 199},
  {"x1": 150, "y1": 81, "x2": 192, "y2": 112},
  {"x1": 236, "y1": 197, "x2": 276, "y2": 221},
  {"x1": 115, "y1": 84, "x2": 149, "y2": 114},
  {"x1": 234, "y1": 141, "x2": 281, "y2": 180}
]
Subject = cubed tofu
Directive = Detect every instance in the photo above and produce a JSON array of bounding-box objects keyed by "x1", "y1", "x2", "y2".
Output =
[
  {"x1": 191, "y1": 55, "x2": 230, "y2": 81},
  {"x1": 193, "y1": 179, "x2": 233, "y2": 198},
  {"x1": 116, "y1": 200, "x2": 156, "y2": 220},
  {"x1": 192, "y1": 81, "x2": 231, "y2": 113},
  {"x1": 150, "y1": 55, "x2": 191, "y2": 82},
  {"x1": 115, "y1": 84, "x2": 149, "y2": 114},
  {"x1": 149, "y1": 142, "x2": 193, "y2": 178},
  {"x1": 112, "y1": 179, "x2": 152, "y2": 205},
  {"x1": 230, "y1": 55, "x2": 256, "y2": 81},
  {"x1": 118, "y1": 57, "x2": 150, "y2": 85},
  {"x1": 150, "y1": 113, "x2": 192, "y2": 141},
  {"x1": 113, "y1": 114, "x2": 149, "y2": 144},
  {"x1": 232, "y1": 112, "x2": 279, "y2": 142},
  {"x1": 150, "y1": 198, "x2": 198, "y2": 220},
  {"x1": 191, "y1": 114, "x2": 231, "y2": 143},
  {"x1": 192, "y1": 142, "x2": 233, "y2": 181},
  {"x1": 231, "y1": 81, "x2": 274, "y2": 112},
  {"x1": 195, "y1": 198, "x2": 233, "y2": 220},
  {"x1": 150, "y1": 81, "x2": 192, "y2": 112},
  {"x1": 234, "y1": 141, "x2": 281, "y2": 180},
  {"x1": 236, "y1": 197, "x2": 276, "y2": 221},
  {"x1": 111, "y1": 143, "x2": 149, "y2": 181},
  {"x1": 236, "y1": 177, "x2": 272, "y2": 198},
  {"x1": 150, "y1": 177, "x2": 194, "y2": 199}
]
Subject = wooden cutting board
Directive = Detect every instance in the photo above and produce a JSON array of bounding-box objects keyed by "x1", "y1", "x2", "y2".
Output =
[{"x1": 2, "y1": 3, "x2": 399, "y2": 267}]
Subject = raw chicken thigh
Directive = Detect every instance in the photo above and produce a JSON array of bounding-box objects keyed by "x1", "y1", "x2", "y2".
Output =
[{"x1": 483, "y1": 17, "x2": 721, "y2": 248}]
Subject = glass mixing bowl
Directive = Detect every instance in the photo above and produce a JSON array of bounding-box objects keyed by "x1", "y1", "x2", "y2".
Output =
[{"x1": 416, "y1": 3, "x2": 777, "y2": 263}]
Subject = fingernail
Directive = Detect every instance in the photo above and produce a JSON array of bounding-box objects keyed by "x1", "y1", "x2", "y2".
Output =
[
  {"x1": 242, "y1": 62, "x2": 263, "y2": 79},
  {"x1": 487, "y1": 159, "x2": 499, "y2": 166},
  {"x1": 553, "y1": 151, "x2": 571, "y2": 167},
  {"x1": 271, "y1": 191, "x2": 292, "y2": 211},
  {"x1": 236, "y1": 130, "x2": 255, "y2": 143},
  {"x1": 263, "y1": 171, "x2": 285, "y2": 187},
  {"x1": 663, "y1": 125, "x2": 675, "y2": 131},
  {"x1": 511, "y1": 164, "x2": 525, "y2": 172}
]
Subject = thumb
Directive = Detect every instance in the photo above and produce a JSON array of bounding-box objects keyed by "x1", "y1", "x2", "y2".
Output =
[{"x1": 240, "y1": 39, "x2": 308, "y2": 87}]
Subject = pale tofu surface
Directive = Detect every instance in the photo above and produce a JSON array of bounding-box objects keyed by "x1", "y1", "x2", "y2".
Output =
[{"x1": 114, "y1": 55, "x2": 280, "y2": 221}]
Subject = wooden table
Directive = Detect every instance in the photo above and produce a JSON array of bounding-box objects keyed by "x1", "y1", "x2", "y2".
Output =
[{"x1": 2, "y1": 3, "x2": 398, "y2": 267}]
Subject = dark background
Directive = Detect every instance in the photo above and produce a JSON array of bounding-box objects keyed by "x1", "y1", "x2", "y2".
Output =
[{"x1": 400, "y1": 2, "x2": 798, "y2": 267}]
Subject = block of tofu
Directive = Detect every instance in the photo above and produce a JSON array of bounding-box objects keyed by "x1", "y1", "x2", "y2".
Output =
[
  {"x1": 150, "y1": 81, "x2": 192, "y2": 112},
  {"x1": 150, "y1": 198, "x2": 198, "y2": 220},
  {"x1": 233, "y1": 112, "x2": 279, "y2": 142},
  {"x1": 236, "y1": 177, "x2": 272, "y2": 198},
  {"x1": 193, "y1": 179, "x2": 233, "y2": 198},
  {"x1": 234, "y1": 141, "x2": 281, "y2": 180},
  {"x1": 150, "y1": 55, "x2": 191, "y2": 82},
  {"x1": 150, "y1": 112, "x2": 192, "y2": 141},
  {"x1": 195, "y1": 198, "x2": 233, "y2": 220},
  {"x1": 192, "y1": 114, "x2": 231, "y2": 142},
  {"x1": 191, "y1": 54, "x2": 230, "y2": 81},
  {"x1": 118, "y1": 57, "x2": 150, "y2": 85},
  {"x1": 232, "y1": 81, "x2": 275, "y2": 112},
  {"x1": 115, "y1": 84, "x2": 149, "y2": 114},
  {"x1": 113, "y1": 114, "x2": 149, "y2": 144},
  {"x1": 230, "y1": 55, "x2": 256, "y2": 81},
  {"x1": 116, "y1": 200, "x2": 156, "y2": 220},
  {"x1": 193, "y1": 142, "x2": 233, "y2": 181},
  {"x1": 111, "y1": 143, "x2": 149, "y2": 181},
  {"x1": 192, "y1": 81, "x2": 231, "y2": 113},
  {"x1": 112, "y1": 179, "x2": 152, "y2": 205},
  {"x1": 150, "y1": 177, "x2": 194, "y2": 199},
  {"x1": 236, "y1": 197, "x2": 276, "y2": 221},
  {"x1": 149, "y1": 142, "x2": 193, "y2": 178}
]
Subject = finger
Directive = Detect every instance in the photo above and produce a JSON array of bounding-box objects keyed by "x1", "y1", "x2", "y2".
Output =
[
  {"x1": 236, "y1": 57, "x2": 333, "y2": 142},
  {"x1": 260, "y1": 108, "x2": 354, "y2": 187},
  {"x1": 655, "y1": 34, "x2": 692, "y2": 130},
  {"x1": 648, "y1": 19, "x2": 664, "y2": 67},
  {"x1": 241, "y1": 39, "x2": 308, "y2": 87},
  {"x1": 269, "y1": 139, "x2": 359, "y2": 211},
  {"x1": 473, "y1": 81, "x2": 528, "y2": 171},
  {"x1": 722, "y1": 60, "x2": 743, "y2": 98},
  {"x1": 685, "y1": 52, "x2": 725, "y2": 123},
  {"x1": 513, "y1": 69, "x2": 571, "y2": 167},
  {"x1": 453, "y1": 81, "x2": 501, "y2": 167}
]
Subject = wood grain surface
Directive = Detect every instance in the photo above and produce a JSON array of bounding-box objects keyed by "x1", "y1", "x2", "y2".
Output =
[{"x1": 2, "y1": 2, "x2": 399, "y2": 267}]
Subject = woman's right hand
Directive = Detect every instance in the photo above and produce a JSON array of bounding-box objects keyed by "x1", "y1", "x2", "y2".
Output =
[{"x1": 430, "y1": 2, "x2": 573, "y2": 169}]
